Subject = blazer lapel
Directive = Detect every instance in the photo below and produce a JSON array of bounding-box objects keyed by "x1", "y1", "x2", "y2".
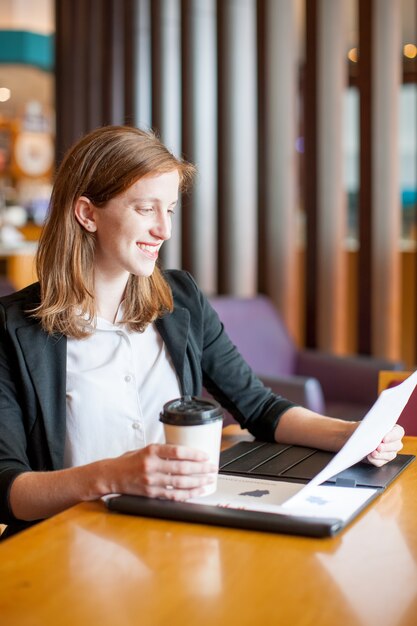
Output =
[
  {"x1": 16, "y1": 325, "x2": 67, "y2": 469},
  {"x1": 156, "y1": 307, "x2": 191, "y2": 395}
]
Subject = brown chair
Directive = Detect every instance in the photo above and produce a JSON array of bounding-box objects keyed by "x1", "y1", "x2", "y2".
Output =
[{"x1": 378, "y1": 370, "x2": 417, "y2": 436}]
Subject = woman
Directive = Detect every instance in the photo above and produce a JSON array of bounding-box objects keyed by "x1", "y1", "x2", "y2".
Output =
[{"x1": 0, "y1": 126, "x2": 404, "y2": 538}]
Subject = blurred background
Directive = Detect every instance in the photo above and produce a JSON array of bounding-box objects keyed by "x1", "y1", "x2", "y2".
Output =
[{"x1": 0, "y1": 0, "x2": 416, "y2": 367}]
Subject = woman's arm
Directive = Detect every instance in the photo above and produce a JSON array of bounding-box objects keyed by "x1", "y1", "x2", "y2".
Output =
[
  {"x1": 275, "y1": 406, "x2": 404, "y2": 467},
  {"x1": 9, "y1": 443, "x2": 217, "y2": 522}
]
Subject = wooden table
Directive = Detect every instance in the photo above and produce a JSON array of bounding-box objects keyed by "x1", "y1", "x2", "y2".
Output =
[{"x1": 1, "y1": 430, "x2": 417, "y2": 626}]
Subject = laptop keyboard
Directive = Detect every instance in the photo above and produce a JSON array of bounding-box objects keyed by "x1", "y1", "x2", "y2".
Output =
[{"x1": 219, "y1": 441, "x2": 334, "y2": 482}]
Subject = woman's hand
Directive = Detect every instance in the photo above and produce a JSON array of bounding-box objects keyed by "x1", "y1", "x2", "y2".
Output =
[
  {"x1": 103, "y1": 443, "x2": 217, "y2": 500},
  {"x1": 366, "y1": 424, "x2": 405, "y2": 467},
  {"x1": 9, "y1": 443, "x2": 216, "y2": 522}
]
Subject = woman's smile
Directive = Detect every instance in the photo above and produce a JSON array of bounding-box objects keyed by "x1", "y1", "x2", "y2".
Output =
[{"x1": 137, "y1": 241, "x2": 161, "y2": 260}]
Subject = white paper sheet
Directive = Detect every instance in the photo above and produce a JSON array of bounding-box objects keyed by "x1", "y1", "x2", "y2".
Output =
[
  {"x1": 282, "y1": 369, "x2": 417, "y2": 509},
  {"x1": 190, "y1": 474, "x2": 377, "y2": 522}
]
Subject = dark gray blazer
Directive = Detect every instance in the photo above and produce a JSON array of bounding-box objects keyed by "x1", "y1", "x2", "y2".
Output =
[{"x1": 0, "y1": 270, "x2": 294, "y2": 534}]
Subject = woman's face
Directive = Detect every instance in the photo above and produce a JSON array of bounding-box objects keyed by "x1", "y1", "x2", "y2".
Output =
[{"x1": 87, "y1": 169, "x2": 180, "y2": 281}]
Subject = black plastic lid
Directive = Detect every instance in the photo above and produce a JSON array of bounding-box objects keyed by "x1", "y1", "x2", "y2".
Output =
[{"x1": 159, "y1": 396, "x2": 223, "y2": 426}]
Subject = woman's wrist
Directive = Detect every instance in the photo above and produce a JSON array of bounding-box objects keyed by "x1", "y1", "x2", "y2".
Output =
[
  {"x1": 86, "y1": 458, "x2": 117, "y2": 499},
  {"x1": 275, "y1": 406, "x2": 359, "y2": 452},
  {"x1": 9, "y1": 462, "x2": 112, "y2": 521},
  {"x1": 331, "y1": 418, "x2": 358, "y2": 451}
]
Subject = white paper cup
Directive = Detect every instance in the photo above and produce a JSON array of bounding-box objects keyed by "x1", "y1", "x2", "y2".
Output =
[{"x1": 160, "y1": 396, "x2": 223, "y2": 496}]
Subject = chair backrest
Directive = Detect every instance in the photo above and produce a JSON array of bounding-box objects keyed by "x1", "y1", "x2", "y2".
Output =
[
  {"x1": 378, "y1": 370, "x2": 417, "y2": 436},
  {"x1": 0, "y1": 277, "x2": 14, "y2": 297},
  {"x1": 209, "y1": 295, "x2": 297, "y2": 377}
]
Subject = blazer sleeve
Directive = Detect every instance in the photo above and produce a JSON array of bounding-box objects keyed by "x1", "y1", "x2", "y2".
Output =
[
  {"x1": 0, "y1": 303, "x2": 33, "y2": 525},
  {"x1": 169, "y1": 271, "x2": 296, "y2": 441}
]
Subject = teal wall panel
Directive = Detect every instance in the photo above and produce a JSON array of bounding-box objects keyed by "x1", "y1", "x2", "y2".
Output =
[{"x1": 0, "y1": 30, "x2": 53, "y2": 71}]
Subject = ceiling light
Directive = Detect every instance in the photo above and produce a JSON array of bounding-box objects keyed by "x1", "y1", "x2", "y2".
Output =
[
  {"x1": 0, "y1": 87, "x2": 11, "y2": 102},
  {"x1": 403, "y1": 43, "x2": 417, "y2": 59},
  {"x1": 347, "y1": 48, "x2": 358, "y2": 63}
]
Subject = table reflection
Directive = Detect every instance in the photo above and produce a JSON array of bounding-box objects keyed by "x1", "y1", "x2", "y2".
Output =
[
  {"x1": 70, "y1": 515, "x2": 223, "y2": 598},
  {"x1": 315, "y1": 487, "x2": 417, "y2": 626}
]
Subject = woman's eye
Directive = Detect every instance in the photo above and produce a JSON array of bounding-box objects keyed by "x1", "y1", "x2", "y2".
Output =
[{"x1": 137, "y1": 207, "x2": 153, "y2": 214}]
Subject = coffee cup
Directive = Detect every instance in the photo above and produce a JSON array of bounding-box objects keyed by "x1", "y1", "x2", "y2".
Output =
[{"x1": 160, "y1": 396, "x2": 223, "y2": 496}]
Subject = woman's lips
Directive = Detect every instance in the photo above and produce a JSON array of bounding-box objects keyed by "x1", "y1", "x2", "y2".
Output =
[{"x1": 137, "y1": 242, "x2": 160, "y2": 259}]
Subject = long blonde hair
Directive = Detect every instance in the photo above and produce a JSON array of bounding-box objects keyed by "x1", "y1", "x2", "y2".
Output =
[{"x1": 34, "y1": 125, "x2": 195, "y2": 338}]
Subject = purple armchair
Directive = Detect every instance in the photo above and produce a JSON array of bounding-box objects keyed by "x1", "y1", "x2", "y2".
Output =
[
  {"x1": 209, "y1": 295, "x2": 404, "y2": 422},
  {"x1": 0, "y1": 277, "x2": 14, "y2": 297}
]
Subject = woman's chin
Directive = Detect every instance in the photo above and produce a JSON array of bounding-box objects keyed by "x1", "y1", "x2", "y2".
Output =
[{"x1": 131, "y1": 264, "x2": 157, "y2": 278}]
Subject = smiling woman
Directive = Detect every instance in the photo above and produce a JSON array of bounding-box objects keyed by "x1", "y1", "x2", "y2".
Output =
[{"x1": 0, "y1": 125, "x2": 405, "y2": 540}]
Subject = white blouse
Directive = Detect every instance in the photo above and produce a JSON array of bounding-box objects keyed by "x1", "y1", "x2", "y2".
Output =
[{"x1": 64, "y1": 314, "x2": 182, "y2": 468}]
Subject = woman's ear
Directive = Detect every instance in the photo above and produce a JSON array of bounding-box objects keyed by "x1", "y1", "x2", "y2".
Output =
[{"x1": 74, "y1": 196, "x2": 97, "y2": 232}]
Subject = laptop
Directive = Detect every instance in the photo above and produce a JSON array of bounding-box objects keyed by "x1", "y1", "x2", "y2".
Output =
[
  {"x1": 218, "y1": 440, "x2": 413, "y2": 488},
  {"x1": 106, "y1": 441, "x2": 415, "y2": 538}
]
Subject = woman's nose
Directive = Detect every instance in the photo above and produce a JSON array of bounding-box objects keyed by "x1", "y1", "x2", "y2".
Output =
[{"x1": 152, "y1": 211, "x2": 172, "y2": 240}]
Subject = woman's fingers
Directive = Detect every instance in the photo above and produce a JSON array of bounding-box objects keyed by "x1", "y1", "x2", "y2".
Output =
[
  {"x1": 150, "y1": 443, "x2": 211, "y2": 462},
  {"x1": 112, "y1": 443, "x2": 218, "y2": 498},
  {"x1": 380, "y1": 424, "x2": 405, "y2": 446},
  {"x1": 366, "y1": 449, "x2": 398, "y2": 467},
  {"x1": 139, "y1": 444, "x2": 217, "y2": 476},
  {"x1": 158, "y1": 458, "x2": 218, "y2": 476},
  {"x1": 163, "y1": 472, "x2": 216, "y2": 490},
  {"x1": 158, "y1": 484, "x2": 214, "y2": 501},
  {"x1": 366, "y1": 424, "x2": 405, "y2": 467},
  {"x1": 142, "y1": 470, "x2": 216, "y2": 490},
  {"x1": 137, "y1": 469, "x2": 216, "y2": 500}
]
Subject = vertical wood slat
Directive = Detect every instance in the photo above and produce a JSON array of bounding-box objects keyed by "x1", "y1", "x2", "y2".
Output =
[
  {"x1": 181, "y1": 0, "x2": 218, "y2": 294},
  {"x1": 150, "y1": 1, "x2": 163, "y2": 134},
  {"x1": 217, "y1": 0, "x2": 227, "y2": 292},
  {"x1": 258, "y1": 0, "x2": 299, "y2": 340},
  {"x1": 134, "y1": 0, "x2": 152, "y2": 130},
  {"x1": 371, "y1": 0, "x2": 401, "y2": 359},
  {"x1": 54, "y1": 0, "x2": 76, "y2": 162},
  {"x1": 101, "y1": 0, "x2": 135, "y2": 125},
  {"x1": 181, "y1": 0, "x2": 193, "y2": 275},
  {"x1": 124, "y1": 0, "x2": 136, "y2": 126},
  {"x1": 317, "y1": 0, "x2": 348, "y2": 353},
  {"x1": 86, "y1": 0, "x2": 105, "y2": 130},
  {"x1": 357, "y1": 0, "x2": 373, "y2": 355},
  {"x1": 101, "y1": 0, "x2": 121, "y2": 125},
  {"x1": 304, "y1": 0, "x2": 319, "y2": 348},
  {"x1": 151, "y1": 0, "x2": 182, "y2": 270},
  {"x1": 257, "y1": 0, "x2": 267, "y2": 299},
  {"x1": 150, "y1": 0, "x2": 182, "y2": 155},
  {"x1": 70, "y1": 3, "x2": 88, "y2": 138},
  {"x1": 217, "y1": 0, "x2": 258, "y2": 296}
]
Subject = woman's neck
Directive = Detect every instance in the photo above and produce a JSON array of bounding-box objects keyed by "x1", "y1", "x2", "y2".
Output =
[{"x1": 93, "y1": 272, "x2": 129, "y2": 324}]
